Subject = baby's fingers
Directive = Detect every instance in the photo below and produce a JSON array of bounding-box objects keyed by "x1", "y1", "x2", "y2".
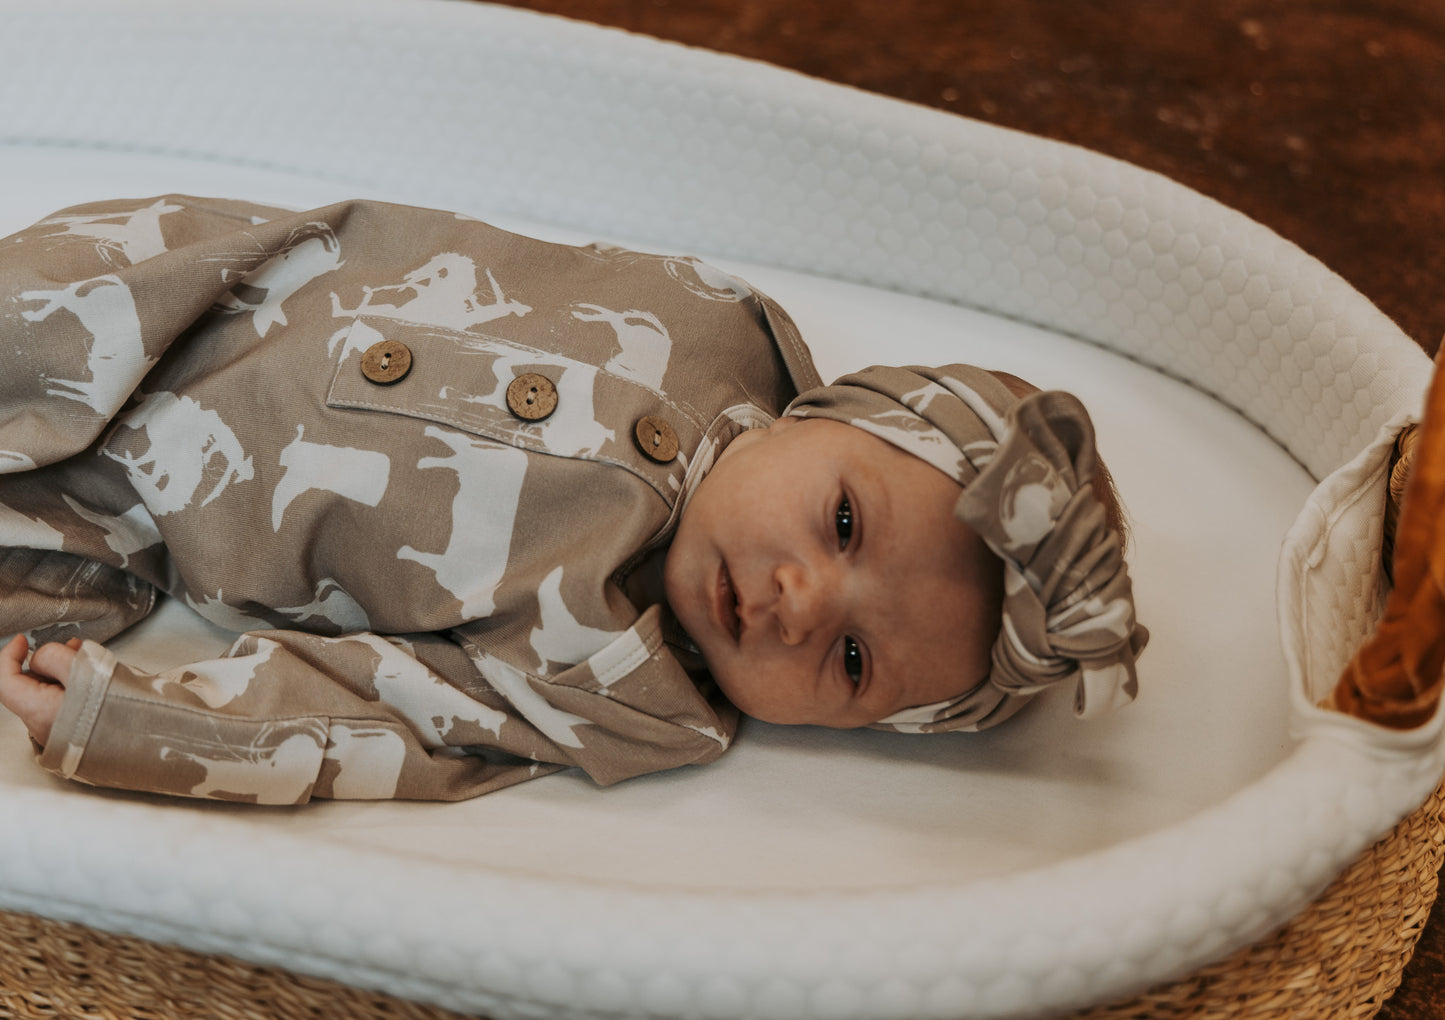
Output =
[
  {"x1": 29, "y1": 640, "x2": 79, "y2": 684},
  {"x1": 0, "y1": 635, "x2": 72, "y2": 747},
  {"x1": 0, "y1": 634, "x2": 27, "y2": 677}
]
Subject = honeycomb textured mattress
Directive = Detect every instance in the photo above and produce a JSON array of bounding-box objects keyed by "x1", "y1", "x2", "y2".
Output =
[{"x1": 0, "y1": 1, "x2": 1438, "y2": 1017}]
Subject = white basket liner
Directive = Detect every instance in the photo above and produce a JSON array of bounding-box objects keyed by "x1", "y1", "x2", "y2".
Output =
[{"x1": 0, "y1": 1, "x2": 1438, "y2": 1016}]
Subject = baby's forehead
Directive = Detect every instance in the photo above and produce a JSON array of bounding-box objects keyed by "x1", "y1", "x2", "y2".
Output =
[{"x1": 761, "y1": 416, "x2": 972, "y2": 530}]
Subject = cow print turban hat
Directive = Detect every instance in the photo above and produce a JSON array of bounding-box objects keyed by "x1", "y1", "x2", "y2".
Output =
[{"x1": 785, "y1": 364, "x2": 1149, "y2": 732}]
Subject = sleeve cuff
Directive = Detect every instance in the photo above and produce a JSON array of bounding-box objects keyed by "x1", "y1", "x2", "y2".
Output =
[{"x1": 36, "y1": 639, "x2": 116, "y2": 779}]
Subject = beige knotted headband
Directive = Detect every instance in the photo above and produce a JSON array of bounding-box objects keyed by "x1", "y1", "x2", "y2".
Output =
[{"x1": 785, "y1": 364, "x2": 1148, "y2": 733}]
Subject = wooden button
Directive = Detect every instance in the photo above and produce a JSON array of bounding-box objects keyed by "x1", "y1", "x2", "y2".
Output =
[
  {"x1": 360, "y1": 339, "x2": 412, "y2": 385},
  {"x1": 506, "y1": 373, "x2": 558, "y2": 421},
  {"x1": 635, "y1": 415, "x2": 679, "y2": 463}
]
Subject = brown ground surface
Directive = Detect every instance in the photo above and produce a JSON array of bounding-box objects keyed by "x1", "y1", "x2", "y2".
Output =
[{"x1": 477, "y1": 2, "x2": 1445, "y2": 1016}]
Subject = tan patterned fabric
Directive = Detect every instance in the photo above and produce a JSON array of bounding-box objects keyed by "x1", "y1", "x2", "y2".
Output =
[
  {"x1": 786, "y1": 364, "x2": 1147, "y2": 732},
  {"x1": 0, "y1": 195, "x2": 821, "y2": 803}
]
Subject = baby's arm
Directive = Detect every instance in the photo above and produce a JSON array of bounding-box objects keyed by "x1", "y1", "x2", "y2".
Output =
[
  {"x1": 26, "y1": 628, "x2": 566, "y2": 805},
  {"x1": 17, "y1": 609, "x2": 728, "y2": 805},
  {"x1": 0, "y1": 635, "x2": 76, "y2": 746}
]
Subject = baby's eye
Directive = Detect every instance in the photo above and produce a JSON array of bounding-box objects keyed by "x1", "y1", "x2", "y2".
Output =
[
  {"x1": 842, "y1": 636, "x2": 864, "y2": 684},
  {"x1": 835, "y1": 496, "x2": 853, "y2": 550}
]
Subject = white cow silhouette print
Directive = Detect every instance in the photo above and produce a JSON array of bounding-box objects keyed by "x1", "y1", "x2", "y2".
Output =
[
  {"x1": 529, "y1": 566, "x2": 623, "y2": 674},
  {"x1": 34, "y1": 197, "x2": 182, "y2": 267},
  {"x1": 272, "y1": 425, "x2": 390, "y2": 532},
  {"x1": 162, "y1": 724, "x2": 326, "y2": 804},
  {"x1": 103, "y1": 391, "x2": 254, "y2": 517},
  {"x1": 159, "y1": 641, "x2": 280, "y2": 709},
  {"x1": 399, "y1": 425, "x2": 527, "y2": 619},
  {"x1": 211, "y1": 224, "x2": 344, "y2": 337},
  {"x1": 20, "y1": 275, "x2": 152, "y2": 416},
  {"x1": 349, "y1": 633, "x2": 510, "y2": 746}
]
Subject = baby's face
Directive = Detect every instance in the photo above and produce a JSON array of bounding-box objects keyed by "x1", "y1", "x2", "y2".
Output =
[{"x1": 665, "y1": 417, "x2": 1002, "y2": 728}]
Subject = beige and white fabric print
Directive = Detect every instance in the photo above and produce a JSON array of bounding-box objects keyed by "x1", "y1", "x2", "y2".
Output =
[
  {"x1": 0, "y1": 194, "x2": 821, "y2": 804},
  {"x1": 785, "y1": 364, "x2": 1148, "y2": 733}
]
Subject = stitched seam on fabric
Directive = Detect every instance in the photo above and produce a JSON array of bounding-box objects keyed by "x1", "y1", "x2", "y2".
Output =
[
  {"x1": 60, "y1": 646, "x2": 116, "y2": 779},
  {"x1": 760, "y1": 292, "x2": 823, "y2": 391},
  {"x1": 332, "y1": 390, "x2": 685, "y2": 504},
  {"x1": 592, "y1": 637, "x2": 661, "y2": 690}
]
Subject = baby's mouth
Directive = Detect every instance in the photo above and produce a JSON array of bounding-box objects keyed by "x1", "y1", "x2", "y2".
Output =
[{"x1": 716, "y1": 562, "x2": 741, "y2": 643}]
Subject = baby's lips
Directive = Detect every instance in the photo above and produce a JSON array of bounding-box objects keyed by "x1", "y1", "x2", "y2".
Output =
[{"x1": 713, "y1": 561, "x2": 741, "y2": 643}]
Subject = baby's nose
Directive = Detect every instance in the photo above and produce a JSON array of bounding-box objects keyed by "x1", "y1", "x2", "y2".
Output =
[{"x1": 773, "y1": 562, "x2": 835, "y2": 646}]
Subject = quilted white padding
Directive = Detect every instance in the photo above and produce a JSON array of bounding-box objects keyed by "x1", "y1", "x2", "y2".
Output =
[{"x1": 0, "y1": 1, "x2": 1438, "y2": 1017}]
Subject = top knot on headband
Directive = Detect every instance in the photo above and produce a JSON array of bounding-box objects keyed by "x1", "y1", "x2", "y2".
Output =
[{"x1": 783, "y1": 364, "x2": 1148, "y2": 733}]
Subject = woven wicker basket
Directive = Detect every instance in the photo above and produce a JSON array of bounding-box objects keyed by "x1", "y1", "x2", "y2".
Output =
[{"x1": 1, "y1": 776, "x2": 1440, "y2": 1020}]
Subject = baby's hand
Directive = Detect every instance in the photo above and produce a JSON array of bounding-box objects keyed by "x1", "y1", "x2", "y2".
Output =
[{"x1": 0, "y1": 635, "x2": 79, "y2": 747}]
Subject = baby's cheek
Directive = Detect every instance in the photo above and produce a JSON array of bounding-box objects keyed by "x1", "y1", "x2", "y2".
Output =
[{"x1": 719, "y1": 660, "x2": 827, "y2": 726}]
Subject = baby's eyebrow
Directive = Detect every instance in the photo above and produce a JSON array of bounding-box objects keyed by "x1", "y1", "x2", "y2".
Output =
[{"x1": 858, "y1": 476, "x2": 897, "y2": 565}]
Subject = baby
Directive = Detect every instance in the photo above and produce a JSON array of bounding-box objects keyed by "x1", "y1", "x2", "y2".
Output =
[{"x1": 0, "y1": 195, "x2": 1146, "y2": 804}]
